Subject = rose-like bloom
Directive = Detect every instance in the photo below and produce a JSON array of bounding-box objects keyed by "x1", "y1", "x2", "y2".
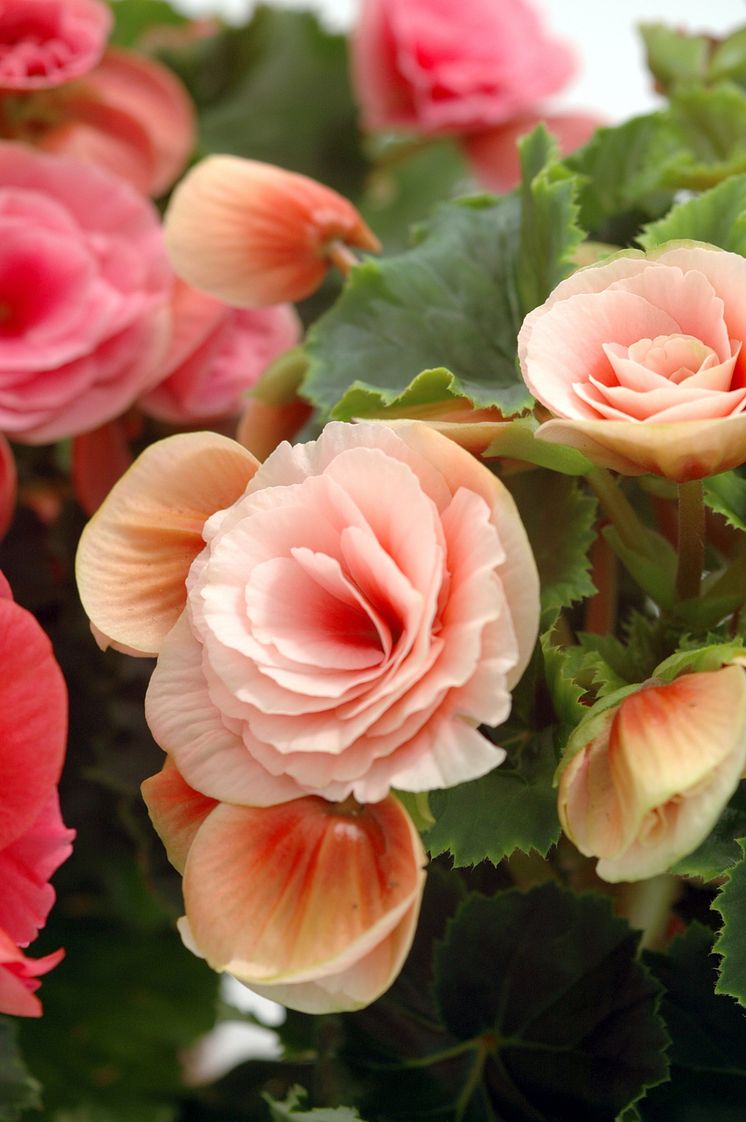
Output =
[
  {"x1": 139, "y1": 279, "x2": 301, "y2": 424},
  {"x1": 0, "y1": 143, "x2": 170, "y2": 443},
  {"x1": 0, "y1": 0, "x2": 111, "y2": 91},
  {"x1": 558, "y1": 666, "x2": 746, "y2": 882},
  {"x1": 518, "y1": 242, "x2": 746, "y2": 481},
  {"x1": 76, "y1": 421, "x2": 539, "y2": 803},
  {"x1": 0, "y1": 571, "x2": 72, "y2": 1015},
  {"x1": 350, "y1": 0, "x2": 575, "y2": 136},
  {"x1": 463, "y1": 112, "x2": 601, "y2": 194},
  {"x1": 26, "y1": 48, "x2": 196, "y2": 197},
  {"x1": 164, "y1": 156, "x2": 381, "y2": 307},
  {"x1": 142, "y1": 761, "x2": 426, "y2": 1012}
]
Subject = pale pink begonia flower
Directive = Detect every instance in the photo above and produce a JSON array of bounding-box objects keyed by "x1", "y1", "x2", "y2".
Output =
[
  {"x1": 0, "y1": 143, "x2": 171, "y2": 443},
  {"x1": 76, "y1": 421, "x2": 539, "y2": 803},
  {"x1": 164, "y1": 156, "x2": 381, "y2": 307},
  {"x1": 0, "y1": 0, "x2": 111, "y2": 91},
  {"x1": 142, "y1": 761, "x2": 426, "y2": 1013},
  {"x1": 34, "y1": 48, "x2": 196, "y2": 197},
  {"x1": 463, "y1": 112, "x2": 602, "y2": 194},
  {"x1": 518, "y1": 241, "x2": 746, "y2": 481},
  {"x1": 558, "y1": 666, "x2": 746, "y2": 883},
  {"x1": 350, "y1": 0, "x2": 575, "y2": 136},
  {"x1": 139, "y1": 279, "x2": 301, "y2": 424}
]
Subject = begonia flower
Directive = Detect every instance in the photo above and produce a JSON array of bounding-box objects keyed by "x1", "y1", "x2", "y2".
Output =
[
  {"x1": 76, "y1": 422, "x2": 539, "y2": 803},
  {"x1": 0, "y1": 0, "x2": 110, "y2": 91},
  {"x1": 558, "y1": 666, "x2": 746, "y2": 882},
  {"x1": 518, "y1": 242, "x2": 746, "y2": 481},
  {"x1": 142, "y1": 762, "x2": 426, "y2": 1013},
  {"x1": 0, "y1": 434, "x2": 16, "y2": 538},
  {"x1": 0, "y1": 143, "x2": 170, "y2": 443},
  {"x1": 0, "y1": 928, "x2": 64, "y2": 1017},
  {"x1": 463, "y1": 112, "x2": 601, "y2": 193},
  {"x1": 164, "y1": 156, "x2": 381, "y2": 307},
  {"x1": 139, "y1": 279, "x2": 301, "y2": 424},
  {"x1": 31, "y1": 48, "x2": 196, "y2": 197},
  {"x1": 350, "y1": 0, "x2": 574, "y2": 136}
]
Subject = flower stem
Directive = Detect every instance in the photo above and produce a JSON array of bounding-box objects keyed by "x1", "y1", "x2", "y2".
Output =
[
  {"x1": 326, "y1": 240, "x2": 359, "y2": 277},
  {"x1": 675, "y1": 479, "x2": 705, "y2": 602},
  {"x1": 615, "y1": 874, "x2": 680, "y2": 952},
  {"x1": 585, "y1": 468, "x2": 650, "y2": 555},
  {"x1": 584, "y1": 533, "x2": 618, "y2": 635}
]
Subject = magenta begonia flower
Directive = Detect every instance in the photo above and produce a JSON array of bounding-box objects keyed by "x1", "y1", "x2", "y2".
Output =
[
  {"x1": 0, "y1": 143, "x2": 171, "y2": 443},
  {"x1": 350, "y1": 0, "x2": 575, "y2": 136},
  {"x1": 139, "y1": 278, "x2": 300, "y2": 424},
  {"x1": 76, "y1": 421, "x2": 539, "y2": 804},
  {"x1": 0, "y1": 0, "x2": 111, "y2": 91},
  {"x1": 518, "y1": 242, "x2": 746, "y2": 481}
]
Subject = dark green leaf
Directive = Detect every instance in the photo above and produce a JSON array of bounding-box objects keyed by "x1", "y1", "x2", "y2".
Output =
[
  {"x1": 434, "y1": 885, "x2": 669, "y2": 1122},
  {"x1": 506, "y1": 472, "x2": 597, "y2": 619},
  {"x1": 425, "y1": 728, "x2": 560, "y2": 866},
  {"x1": 667, "y1": 85, "x2": 746, "y2": 190},
  {"x1": 265, "y1": 1085, "x2": 366, "y2": 1121},
  {"x1": 703, "y1": 469, "x2": 746, "y2": 531},
  {"x1": 640, "y1": 924, "x2": 746, "y2": 1120},
  {"x1": 0, "y1": 1018, "x2": 40, "y2": 1122},
  {"x1": 304, "y1": 194, "x2": 534, "y2": 418},
  {"x1": 639, "y1": 173, "x2": 746, "y2": 254},
  {"x1": 713, "y1": 838, "x2": 746, "y2": 1005}
]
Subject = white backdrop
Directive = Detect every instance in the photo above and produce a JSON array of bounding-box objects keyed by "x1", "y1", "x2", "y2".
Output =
[{"x1": 168, "y1": 0, "x2": 746, "y2": 121}]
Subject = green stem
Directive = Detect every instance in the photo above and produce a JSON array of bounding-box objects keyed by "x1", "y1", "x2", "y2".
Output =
[
  {"x1": 585, "y1": 468, "x2": 651, "y2": 555},
  {"x1": 675, "y1": 479, "x2": 705, "y2": 602}
]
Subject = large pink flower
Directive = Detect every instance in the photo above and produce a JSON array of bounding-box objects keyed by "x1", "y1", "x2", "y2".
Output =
[
  {"x1": 0, "y1": 143, "x2": 171, "y2": 443},
  {"x1": 76, "y1": 422, "x2": 539, "y2": 804},
  {"x1": 518, "y1": 242, "x2": 746, "y2": 481},
  {"x1": 142, "y1": 762, "x2": 426, "y2": 1013},
  {"x1": 0, "y1": 0, "x2": 111, "y2": 91},
  {"x1": 350, "y1": 0, "x2": 575, "y2": 136},
  {"x1": 139, "y1": 279, "x2": 300, "y2": 424}
]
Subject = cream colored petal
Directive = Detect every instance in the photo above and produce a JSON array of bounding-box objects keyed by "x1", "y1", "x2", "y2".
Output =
[{"x1": 76, "y1": 432, "x2": 259, "y2": 654}]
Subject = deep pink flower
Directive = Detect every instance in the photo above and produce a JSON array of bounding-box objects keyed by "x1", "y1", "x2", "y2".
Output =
[
  {"x1": 0, "y1": 0, "x2": 111, "y2": 91},
  {"x1": 0, "y1": 927, "x2": 63, "y2": 1017},
  {"x1": 0, "y1": 143, "x2": 171, "y2": 443},
  {"x1": 139, "y1": 279, "x2": 301, "y2": 424},
  {"x1": 350, "y1": 0, "x2": 575, "y2": 136}
]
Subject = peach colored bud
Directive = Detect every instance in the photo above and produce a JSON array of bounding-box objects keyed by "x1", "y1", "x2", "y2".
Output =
[
  {"x1": 558, "y1": 666, "x2": 746, "y2": 882},
  {"x1": 164, "y1": 156, "x2": 381, "y2": 307},
  {"x1": 142, "y1": 762, "x2": 426, "y2": 1013}
]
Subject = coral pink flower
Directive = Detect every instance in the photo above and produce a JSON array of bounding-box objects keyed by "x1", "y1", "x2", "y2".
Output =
[
  {"x1": 0, "y1": 0, "x2": 111, "y2": 91},
  {"x1": 142, "y1": 762, "x2": 426, "y2": 1012},
  {"x1": 33, "y1": 48, "x2": 196, "y2": 197},
  {"x1": 76, "y1": 422, "x2": 539, "y2": 803},
  {"x1": 164, "y1": 156, "x2": 381, "y2": 307},
  {"x1": 0, "y1": 434, "x2": 16, "y2": 538},
  {"x1": 139, "y1": 279, "x2": 301, "y2": 424},
  {"x1": 0, "y1": 143, "x2": 170, "y2": 443},
  {"x1": 558, "y1": 666, "x2": 746, "y2": 882},
  {"x1": 0, "y1": 792, "x2": 74, "y2": 948},
  {"x1": 350, "y1": 0, "x2": 575, "y2": 136},
  {"x1": 0, "y1": 928, "x2": 64, "y2": 1017},
  {"x1": 463, "y1": 112, "x2": 601, "y2": 194},
  {"x1": 518, "y1": 242, "x2": 746, "y2": 481}
]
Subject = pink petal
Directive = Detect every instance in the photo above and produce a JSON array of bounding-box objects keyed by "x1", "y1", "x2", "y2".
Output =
[
  {"x1": 0, "y1": 792, "x2": 74, "y2": 946},
  {"x1": 141, "y1": 760, "x2": 218, "y2": 873}
]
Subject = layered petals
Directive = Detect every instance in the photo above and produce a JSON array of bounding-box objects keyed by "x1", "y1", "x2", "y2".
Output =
[
  {"x1": 143, "y1": 762, "x2": 426, "y2": 1013},
  {"x1": 0, "y1": 928, "x2": 64, "y2": 1017},
  {"x1": 518, "y1": 241, "x2": 746, "y2": 480},
  {"x1": 0, "y1": 793, "x2": 74, "y2": 947},
  {"x1": 558, "y1": 666, "x2": 746, "y2": 882},
  {"x1": 0, "y1": 0, "x2": 110, "y2": 91},
  {"x1": 164, "y1": 156, "x2": 380, "y2": 307},
  {"x1": 76, "y1": 432, "x2": 260, "y2": 656}
]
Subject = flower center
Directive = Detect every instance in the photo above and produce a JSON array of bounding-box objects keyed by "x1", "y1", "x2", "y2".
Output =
[{"x1": 627, "y1": 333, "x2": 719, "y2": 385}]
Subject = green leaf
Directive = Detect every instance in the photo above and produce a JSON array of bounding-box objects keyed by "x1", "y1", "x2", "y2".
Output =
[
  {"x1": 164, "y1": 7, "x2": 366, "y2": 195},
  {"x1": 673, "y1": 782, "x2": 746, "y2": 879},
  {"x1": 713, "y1": 838, "x2": 746, "y2": 1005},
  {"x1": 517, "y1": 126, "x2": 585, "y2": 312},
  {"x1": 565, "y1": 114, "x2": 680, "y2": 238},
  {"x1": 425, "y1": 728, "x2": 560, "y2": 866},
  {"x1": 703, "y1": 469, "x2": 746, "y2": 531},
  {"x1": 710, "y1": 28, "x2": 746, "y2": 86},
  {"x1": 304, "y1": 194, "x2": 534, "y2": 418},
  {"x1": 482, "y1": 416, "x2": 593, "y2": 475},
  {"x1": 639, "y1": 173, "x2": 746, "y2": 254},
  {"x1": 640, "y1": 924, "x2": 746, "y2": 1120},
  {"x1": 0, "y1": 1018, "x2": 40, "y2": 1122},
  {"x1": 434, "y1": 885, "x2": 669, "y2": 1122},
  {"x1": 639, "y1": 23, "x2": 710, "y2": 91},
  {"x1": 107, "y1": 0, "x2": 188, "y2": 48},
  {"x1": 602, "y1": 524, "x2": 677, "y2": 610},
  {"x1": 506, "y1": 471, "x2": 597, "y2": 619},
  {"x1": 667, "y1": 84, "x2": 746, "y2": 190},
  {"x1": 331, "y1": 366, "x2": 475, "y2": 422},
  {"x1": 265, "y1": 1086, "x2": 366, "y2": 1121}
]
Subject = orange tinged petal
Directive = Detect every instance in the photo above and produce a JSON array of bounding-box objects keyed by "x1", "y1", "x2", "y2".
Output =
[
  {"x1": 164, "y1": 156, "x2": 381, "y2": 307},
  {"x1": 142, "y1": 760, "x2": 218, "y2": 873},
  {"x1": 76, "y1": 432, "x2": 260, "y2": 655}
]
